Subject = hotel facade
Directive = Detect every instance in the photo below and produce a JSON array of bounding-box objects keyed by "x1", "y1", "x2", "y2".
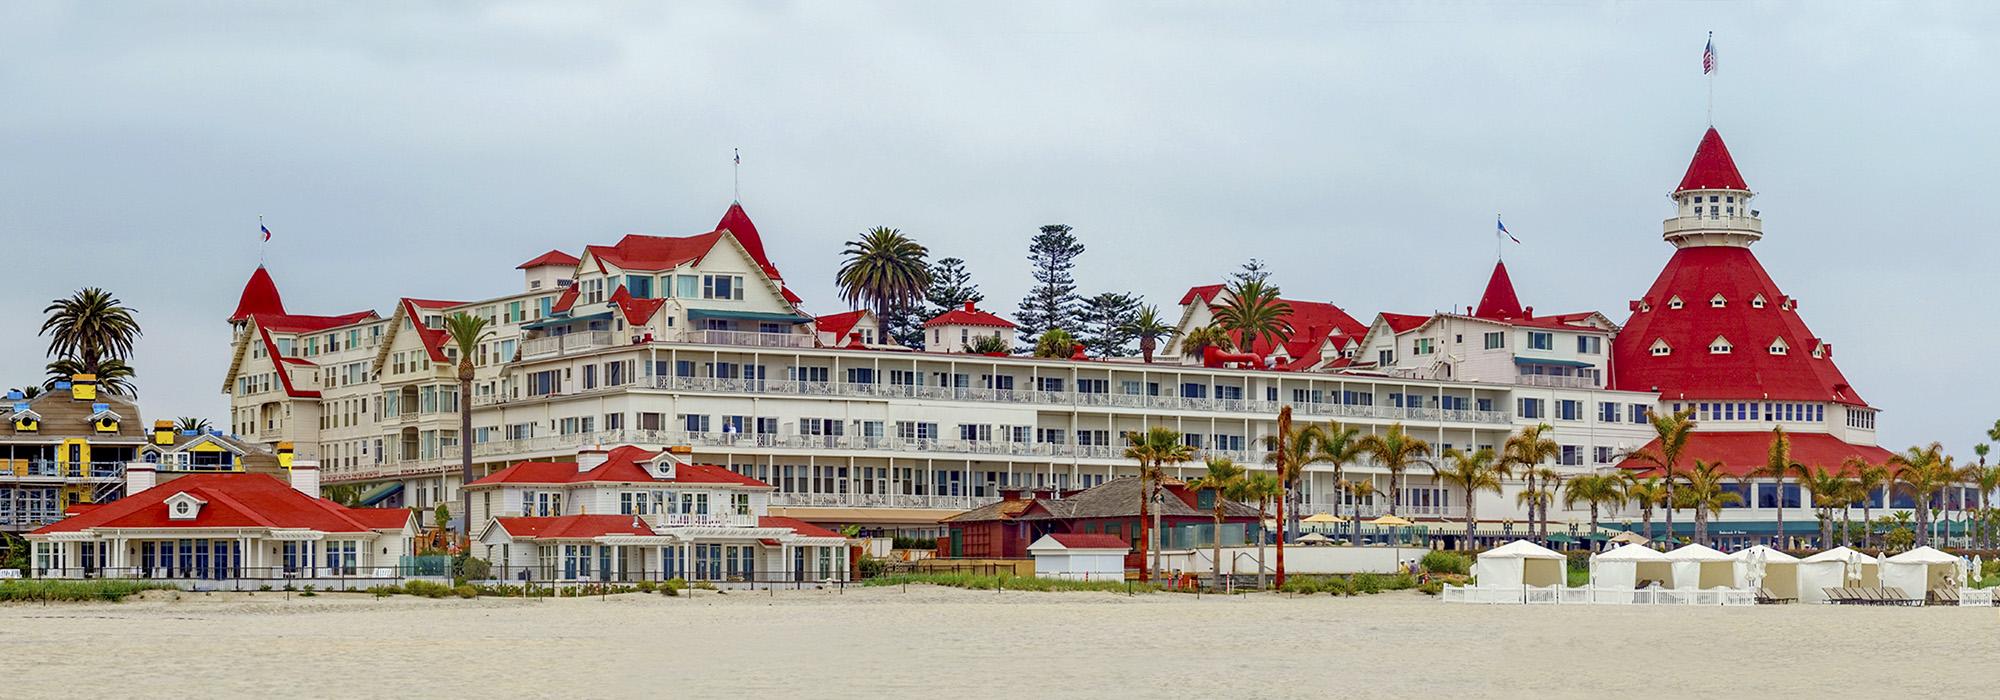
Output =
[{"x1": 211, "y1": 127, "x2": 1907, "y2": 548}]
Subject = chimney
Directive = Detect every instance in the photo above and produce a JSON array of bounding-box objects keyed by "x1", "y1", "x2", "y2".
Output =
[
  {"x1": 963, "y1": 300, "x2": 976, "y2": 312},
  {"x1": 576, "y1": 447, "x2": 610, "y2": 473},
  {"x1": 1000, "y1": 488, "x2": 1023, "y2": 502},
  {"x1": 289, "y1": 460, "x2": 321, "y2": 498},
  {"x1": 125, "y1": 462, "x2": 157, "y2": 495}
]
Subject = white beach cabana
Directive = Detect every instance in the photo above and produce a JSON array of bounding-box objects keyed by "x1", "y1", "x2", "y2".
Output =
[
  {"x1": 1880, "y1": 546, "x2": 1967, "y2": 602},
  {"x1": 1473, "y1": 540, "x2": 1567, "y2": 589},
  {"x1": 1797, "y1": 547, "x2": 1879, "y2": 604},
  {"x1": 1728, "y1": 545, "x2": 1801, "y2": 600},
  {"x1": 1026, "y1": 534, "x2": 1131, "y2": 581},
  {"x1": 1591, "y1": 543, "x2": 1672, "y2": 590},
  {"x1": 1664, "y1": 544, "x2": 1738, "y2": 590}
]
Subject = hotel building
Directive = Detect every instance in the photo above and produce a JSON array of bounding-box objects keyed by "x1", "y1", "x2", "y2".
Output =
[{"x1": 211, "y1": 126, "x2": 1904, "y2": 548}]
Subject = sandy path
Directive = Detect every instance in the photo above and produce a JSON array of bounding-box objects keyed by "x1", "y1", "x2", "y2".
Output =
[{"x1": 2, "y1": 586, "x2": 1993, "y2": 699}]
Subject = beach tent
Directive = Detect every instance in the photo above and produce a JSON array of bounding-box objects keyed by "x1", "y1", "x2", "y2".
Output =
[
  {"x1": 1296, "y1": 532, "x2": 1333, "y2": 545},
  {"x1": 1797, "y1": 547, "x2": 1880, "y2": 604},
  {"x1": 1609, "y1": 531, "x2": 1651, "y2": 546},
  {"x1": 1664, "y1": 544, "x2": 1738, "y2": 590},
  {"x1": 1727, "y1": 545, "x2": 1801, "y2": 600},
  {"x1": 1473, "y1": 540, "x2": 1566, "y2": 589},
  {"x1": 1591, "y1": 543, "x2": 1673, "y2": 593},
  {"x1": 1880, "y1": 546, "x2": 1967, "y2": 602},
  {"x1": 1026, "y1": 534, "x2": 1130, "y2": 581}
]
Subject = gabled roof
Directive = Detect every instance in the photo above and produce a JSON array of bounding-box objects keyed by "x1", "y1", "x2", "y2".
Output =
[
  {"x1": 493, "y1": 514, "x2": 654, "y2": 540},
  {"x1": 256, "y1": 325, "x2": 320, "y2": 399},
  {"x1": 467, "y1": 445, "x2": 771, "y2": 488},
  {"x1": 551, "y1": 284, "x2": 581, "y2": 313},
  {"x1": 814, "y1": 310, "x2": 871, "y2": 344},
  {"x1": 1612, "y1": 246, "x2": 1866, "y2": 405},
  {"x1": 608, "y1": 285, "x2": 668, "y2": 326},
  {"x1": 1379, "y1": 312, "x2": 1429, "y2": 334},
  {"x1": 1617, "y1": 432, "x2": 1893, "y2": 478},
  {"x1": 584, "y1": 231, "x2": 727, "y2": 272},
  {"x1": 1039, "y1": 533, "x2": 1131, "y2": 550},
  {"x1": 925, "y1": 302, "x2": 1015, "y2": 329},
  {"x1": 406, "y1": 298, "x2": 463, "y2": 310},
  {"x1": 251, "y1": 311, "x2": 377, "y2": 334},
  {"x1": 1473, "y1": 261, "x2": 1526, "y2": 320},
  {"x1": 716, "y1": 202, "x2": 782, "y2": 281},
  {"x1": 1179, "y1": 284, "x2": 1226, "y2": 306},
  {"x1": 1676, "y1": 127, "x2": 1749, "y2": 192},
  {"x1": 230, "y1": 266, "x2": 287, "y2": 322},
  {"x1": 517, "y1": 249, "x2": 581, "y2": 269},
  {"x1": 29, "y1": 473, "x2": 410, "y2": 535},
  {"x1": 757, "y1": 515, "x2": 842, "y2": 539},
  {"x1": 399, "y1": 299, "x2": 452, "y2": 363}
]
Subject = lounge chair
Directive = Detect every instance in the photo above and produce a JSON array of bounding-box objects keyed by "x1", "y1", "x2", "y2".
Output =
[
  {"x1": 1824, "y1": 587, "x2": 1859, "y2": 605},
  {"x1": 1879, "y1": 587, "x2": 1919, "y2": 607},
  {"x1": 1755, "y1": 587, "x2": 1794, "y2": 604},
  {"x1": 1929, "y1": 588, "x2": 1959, "y2": 606}
]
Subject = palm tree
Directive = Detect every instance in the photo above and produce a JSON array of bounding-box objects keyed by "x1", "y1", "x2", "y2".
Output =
[
  {"x1": 444, "y1": 312, "x2": 494, "y2": 547},
  {"x1": 321, "y1": 482, "x2": 365, "y2": 506},
  {"x1": 1241, "y1": 472, "x2": 1281, "y2": 589},
  {"x1": 1123, "y1": 427, "x2": 1192, "y2": 582},
  {"x1": 1562, "y1": 473, "x2": 1624, "y2": 545},
  {"x1": 1957, "y1": 446, "x2": 1992, "y2": 550},
  {"x1": 1676, "y1": 460, "x2": 1742, "y2": 547},
  {"x1": 1264, "y1": 406, "x2": 1305, "y2": 587},
  {"x1": 1032, "y1": 329, "x2": 1077, "y2": 359},
  {"x1": 1888, "y1": 443, "x2": 1955, "y2": 547},
  {"x1": 1261, "y1": 412, "x2": 1328, "y2": 544},
  {"x1": 1842, "y1": 456, "x2": 1890, "y2": 549},
  {"x1": 39, "y1": 288, "x2": 141, "y2": 377},
  {"x1": 1346, "y1": 480, "x2": 1378, "y2": 545},
  {"x1": 1625, "y1": 408, "x2": 1696, "y2": 544},
  {"x1": 1436, "y1": 447, "x2": 1502, "y2": 550},
  {"x1": 1499, "y1": 424, "x2": 1560, "y2": 537},
  {"x1": 1356, "y1": 423, "x2": 1432, "y2": 518},
  {"x1": 1970, "y1": 446, "x2": 2000, "y2": 550},
  {"x1": 1187, "y1": 457, "x2": 1250, "y2": 586},
  {"x1": 10, "y1": 386, "x2": 40, "y2": 399},
  {"x1": 1120, "y1": 305, "x2": 1176, "y2": 364},
  {"x1": 1798, "y1": 466, "x2": 1851, "y2": 548},
  {"x1": 1312, "y1": 422, "x2": 1363, "y2": 531},
  {"x1": 1622, "y1": 476, "x2": 1668, "y2": 542},
  {"x1": 1178, "y1": 325, "x2": 1230, "y2": 358},
  {"x1": 1210, "y1": 278, "x2": 1292, "y2": 353},
  {"x1": 835, "y1": 227, "x2": 931, "y2": 329},
  {"x1": 174, "y1": 417, "x2": 211, "y2": 433},
  {"x1": 44, "y1": 357, "x2": 137, "y2": 397},
  {"x1": 1514, "y1": 481, "x2": 1554, "y2": 542},
  {"x1": 1745, "y1": 427, "x2": 1809, "y2": 548}
]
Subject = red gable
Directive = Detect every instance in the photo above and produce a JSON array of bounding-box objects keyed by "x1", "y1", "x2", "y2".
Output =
[
  {"x1": 1619, "y1": 432, "x2": 1893, "y2": 478},
  {"x1": 494, "y1": 514, "x2": 654, "y2": 540},
  {"x1": 254, "y1": 311, "x2": 377, "y2": 334},
  {"x1": 1379, "y1": 312, "x2": 1429, "y2": 334},
  {"x1": 30, "y1": 473, "x2": 408, "y2": 534},
  {"x1": 551, "y1": 284, "x2": 581, "y2": 314},
  {"x1": 399, "y1": 299, "x2": 452, "y2": 363},
  {"x1": 609, "y1": 285, "x2": 667, "y2": 325},
  {"x1": 815, "y1": 310, "x2": 869, "y2": 340},
  {"x1": 1676, "y1": 127, "x2": 1749, "y2": 192},
  {"x1": 230, "y1": 266, "x2": 286, "y2": 322},
  {"x1": 585, "y1": 231, "x2": 726, "y2": 272},
  {"x1": 758, "y1": 516, "x2": 843, "y2": 539},
  {"x1": 925, "y1": 302, "x2": 1015, "y2": 329},
  {"x1": 517, "y1": 249, "x2": 580, "y2": 269},
  {"x1": 1611, "y1": 245, "x2": 1866, "y2": 406},
  {"x1": 468, "y1": 445, "x2": 770, "y2": 488},
  {"x1": 717, "y1": 202, "x2": 783, "y2": 281},
  {"x1": 1473, "y1": 261, "x2": 1526, "y2": 320}
]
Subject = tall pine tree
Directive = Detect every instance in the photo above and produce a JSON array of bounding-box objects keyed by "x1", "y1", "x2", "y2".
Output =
[
  {"x1": 1079, "y1": 292, "x2": 1141, "y2": 357},
  {"x1": 1015, "y1": 224, "x2": 1084, "y2": 350},
  {"x1": 925, "y1": 257, "x2": 984, "y2": 314}
]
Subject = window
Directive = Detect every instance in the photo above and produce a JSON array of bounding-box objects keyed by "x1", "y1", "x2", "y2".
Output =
[
  {"x1": 1526, "y1": 332, "x2": 1552, "y2": 350},
  {"x1": 702, "y1": 275, "x2": 745, "y2": 300},
  {"x1": 1559, "y1": 445, "x2": 1582, "y2": 466},
  {"x1": 1517, "y1": 398, "x2": 1544, "y2": 419},
  {"x1": 1594, "y1": 446, "x2": 1615, "y2": 464},
  {"x1": 1556, "y1": 399, "x2": 1581, "y2": 421},
  {"x1": 677, "y1": 275, "x2": 700, "y2": 298},
  {"x1": 1649, "y1": 339, "x2": 1671, "y2": 356},
  {"x1": 1710, "y1": 293, "x2": 1727, "y2": 308},
  {"x1": 1667, "y1": 296, "x2": 1684, "y2": 309},
  {"x1": 1630, "y1": 404, "x2": 1649, "y2": 424},
  {"x1": 625, "y1": 275, "x2": 653, "y2": 299},
  {"x1": 1751, "y1": 294, "x2": 1766, "y2": 308},
  {"x1": 1709, "y1": 336, "x2": 1732, "y2": 354},
  {"x1": 1576, "y1": 336, "x2": 1602, "y2": 354},
  {"x1": 1483, "y1": 332, "x2": 1504, "y2": 350},
  {"x1": 1768, "y1": 338, "x2": 1789, "y2": 355},
  {"x1": 1598, "y1": 402, "x2": 1619, "y2": 422},
  {"x1": 1411, "y1": 338, "x2": 1435, "y2": 355},
  {"x1": 1377, "y1": 349, "x2": 1393, "y2": 366}
]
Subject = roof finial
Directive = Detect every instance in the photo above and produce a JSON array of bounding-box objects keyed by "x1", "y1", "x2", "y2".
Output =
[{"x1": 732, "y1": 147, "x2": 741, "y2": 203}]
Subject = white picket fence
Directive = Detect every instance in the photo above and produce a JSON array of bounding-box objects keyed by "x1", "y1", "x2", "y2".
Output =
[
  {"x1": 1959, "y1": 589, "x2": 1995, "y2": 607},
  {"x1": 1441, "y1": 583, "x2": 1757, "y2": 606}
]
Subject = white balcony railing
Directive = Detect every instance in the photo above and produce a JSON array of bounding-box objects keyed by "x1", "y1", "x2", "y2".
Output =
[
  {"x1": 520, "y1": 331, "x2": 617, "y2": 360},
  {"x1": 654, "y1": 512, "x2": 758, "y2": 528},
  {"x1": 1518, "y1": 374, "x2": 1599, "y2": 389},
  {"x1": 685, "y1": 329, "x2": 815, "y2": 349}
]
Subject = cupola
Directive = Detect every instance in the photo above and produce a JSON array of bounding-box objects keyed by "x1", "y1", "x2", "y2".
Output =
[{"x1": 1663, "y1": 128, "x2": 1763, "y2": 248}]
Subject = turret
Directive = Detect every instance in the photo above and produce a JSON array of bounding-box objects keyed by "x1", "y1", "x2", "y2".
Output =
[{"x1": 1662, "y1": 128, "x2": 1763, "y2": 248}]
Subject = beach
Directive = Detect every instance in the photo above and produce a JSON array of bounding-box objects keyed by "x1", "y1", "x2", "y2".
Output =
[{"x1": 1, "y1": 586, "x2": 1991, "y2": 699}]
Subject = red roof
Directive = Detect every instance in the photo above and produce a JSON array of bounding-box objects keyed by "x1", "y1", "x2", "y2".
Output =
[
  {"x1": 30, "y1": 473, "x2": 410, "y2": 535},
  {"x1": 815, "y1": 310, "x2": 869, "y2": 340},
  {"x1": 551, "y1": 284, "x2": 581, "y2": 313},
  {"x1": 717, "y1": 202, "x2": 783, "y2": 281},
  {"x1": 1611, "y1": 245, "x2": 1866, "y2": 406},
  {"x1": 1045, "y1": 533, "x2": 1131, "y2": 550},
  {"x1": 254, "y1": 311, "x2": 376, "y2": 334},
  {"x1": 758, "y1": 516, "x2": 843, "y2": 539},
  {"x1": 230, "y1": 266, "x2": 287, "y2": 322},
  {"x1": 1618, "y1": 432, "x2": 1894, "y2": 478},
  {"x1": 1473, "y1": 261, "x2": 1526, "y2": 320},
  {"x1": 609, "y1": 285, "x2": 667, "y2": 326},
  {"x1": 493, "y1": 514, "x2": 653, "y2": 540},
  {"x1": 1676, "y1": 127, "x2": 1749, "y2": 192},
  {"x1": 1179, "y1": 284, "x2": 1225, "y2": 306},
  {"x1": 1245, "y1": 300, "x2": 1367, "y2": 357},
  {"x1": 517, "y1": 249, "x2": 581, "y2": 269},
  {"x1": 585, "y1": 231, "x2": 726, "y2": 272},
  {"x1": 468, "y1": 446, "x2": 771, "y2": 488},
  {"x1": 926, "y1": 302, "x2": 1015, "y2": 329},
  {"x1": 255, "y1": 325, "x2": 320, "y2": 399},
  {"x1": 399, "y1": 299, "x2": 451, "y2": 363},
  {"x1": 406, "y1": 298, "x2": 462, "y2": 310},
  {"x1": 1379, "y1": 312, "x2": 1429, "y2": 334}
]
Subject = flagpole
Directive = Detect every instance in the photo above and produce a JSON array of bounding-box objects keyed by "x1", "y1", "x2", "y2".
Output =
[
  {"x1": 258, "y1": 214, "x2": 265, "y2": 265},
  {"x1": 1706, "y1": 31, "x2": 1714, "y2": 126},
  {"x1": 1495, "y1": 214, "x2": 1503, "y2": 261},
  {"x1": 733, "y1": 147, "x2": 740, "y2": 202}
]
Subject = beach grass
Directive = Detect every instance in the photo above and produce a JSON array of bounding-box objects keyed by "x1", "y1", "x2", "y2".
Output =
[
  {"x1": 864, "y1": 572, "x2": 1155, "y2": 593},
  {"x1": 0, "y1": 579, "x2": 175, "y2": 603}
]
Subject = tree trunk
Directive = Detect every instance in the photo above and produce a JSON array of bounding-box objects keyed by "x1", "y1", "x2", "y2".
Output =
[
  {"x1": 1694, "y1": 506, "x2": 1708, "y2": 548},
  {"x1": 1140, "y1": 337, "x2": 1156, "y2": 364},
  {"x1": 1275, "y1": 475, "x2": 1287, "y2": 588},
  {"x1": 1862, "y1": 503, "x2": 1873, "y2": 550},
  {"x1": 1388, "y1": 470, "x2": 1401, "y2": 517},
  {"x1": 1521, "y1": 473, "x2": 1536, "y2": 540},
  {"x1": 1464, "y1": 497, "x2": 1478, "y2": 552},
  {"x1": 458, "y1": 364, "x2": 474, "y2": 554},
  {"x1": 1589, "y1": 503, "x2": 1600, "y2": 551},
  {"x1": 1151, "y1": 482, "x2": 1164, "y2": 580},
  {"x1": 1664, "y1": 476, "x2": 1676, "y2": 546},
  {"x1": 1137, "y1": 467, "x2": 1151, "y2": 583},
  {"x1": 1774, "y1": 477, "x2": 1786, "y2": 549},
  {"x1": 1256, "y1": 510, "x2": 1269, "y2": 590},
  {"x1": 1211, "y1": 510, "x2": 1224, "y2": 588},
  {"x1": 1642, "y1": 509, "x2": 1654, "y2": 541}
]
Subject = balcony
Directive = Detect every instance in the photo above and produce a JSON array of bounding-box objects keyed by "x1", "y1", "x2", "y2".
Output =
[
  {"x1": 654, "y1": 512, "x2": 758, "y2": 528},
  {"x1": 520, "y1": 331, "x2": 617, "y2": 360},
  {"x1": 1518, "y1": 374, "x2": 1599, "y2": 389},
  {"x1": 1, "y1": 461, "x2": 123, "y2": 482},
  {"x1": 683, "y1": 329, "x2": 815, "y2": 350},
  {"x1": 770, "y1": 492, "x2": 997, "y2": 511}
]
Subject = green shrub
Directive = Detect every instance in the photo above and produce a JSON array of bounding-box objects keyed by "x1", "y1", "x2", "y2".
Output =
[
  {"x1": 367, "y1": 585, "x2": 401, "y2": 598},
  {"x1": 663, "y1": 577, "x2": 688, "y2": 591},
  {"x1": 862, "y1": 572, "x2": 1156, "y2": 594},
  {"x1": 692, "y1": 581, "x2": 717, "y2": 591},
  {"x1": 1567, "y1": 551, "x2": 1592, "y2": 572},
  {"x1": 401, "y1": 580, "x2": 454, "y2": 598},
  {"x1": 1421, "y1": 551, "x2": 1470, "y2": 575},
  {"x1": 1418, "y1": 581, "x2": 1444, "y2": 596},
  {"x1": 636, "y1": 580, "x2": 657, "y2": 593},
  {"x1": 452, "y1": 584, "x2": 478, "y2": 599},
  {"x1": 1322, "y1": 576, "x2": 1355, "y2": 596},
  {"x1": 661, "y1": 585, "x2": 679, "y2": 597},
  {"x1": 0, "y1": 580, "x2": 175, "y2": 603},
  {"x1": 891, "y1": 536, "x2": 938, "y2": 551},
  {"x1": 1280, "y1": 577, "x2": 1322, "y2": 594},
  {"x1": 857, "y1": 555, "x2": 886, "y2": 579},
  {"x1": 455, "y1": 555, "x2": 492, "y2": 581},
  {"x1": 258, "y1": 585, "x2": 272, "y2": 592}
]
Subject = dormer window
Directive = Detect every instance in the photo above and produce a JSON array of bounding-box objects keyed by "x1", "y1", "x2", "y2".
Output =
[
  {"x1": 1708, "y1": 336, "x2": 1733, "y2": 354},
  {"x1": 1768, "y1": 338, "x2": 1790, "y2": 355},
  {"x1": 1709, "y1": 294, "x2": 1726, "y2": 308},
  {"x1": 1667, "y1": 296, "x2": 1684, "y2": 310},
  {"x1": 1751, "y1": 294, "x2": 1767, "y2": 309},
  {"x1": 1811, "y1": 343, "x2": 1826, "y2": 359},
  {"x1": 1639, "y1": 301, "x2": 1652, "y2": 313},
  {"x1": 1649, "y1": 339, "x2": 1672, "y2": 356},
  {"x1": 164, "y1": 492, "x2": 206, "y2": 521}
]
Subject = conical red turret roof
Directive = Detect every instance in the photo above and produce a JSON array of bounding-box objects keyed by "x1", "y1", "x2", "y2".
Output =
[
  {"x1": 1473, "y1": 261, "x2": 1525, "y2": 320},
  {"x1": 1675, "y1": 127, "x2": 1749, "y2": 192},
  {"x1": 717, "y1": 202, "x2": 781, "y2": 281},
  {"x1": 229, "y1": 266, "x2": 286, "y2": 322}
]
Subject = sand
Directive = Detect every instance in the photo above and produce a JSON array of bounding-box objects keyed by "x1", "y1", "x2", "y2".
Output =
[{"x1": 2, "y1": 586, "x2": 1993, "y2": 699}]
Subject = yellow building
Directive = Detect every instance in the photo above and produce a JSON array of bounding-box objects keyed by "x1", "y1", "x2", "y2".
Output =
[{"x1": 2, "y1": 376, "x2": 146, "y2": 533}]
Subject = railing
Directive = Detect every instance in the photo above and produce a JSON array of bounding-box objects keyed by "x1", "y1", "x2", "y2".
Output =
[
  {"x1": 0, "y1": 513, "x2": 64, "y2": 528},
  {"x1": 770, "y1": 493, "x2": 999, "y2": 511},
  {"x1": 652, "y1": 512, "x2": 759, "y2": 527},
  {"x1": 686, "y1": 329, "x2": 816, "y2": 349},
  {"x1": 1442, "y1": 584, "x2": 1758, "y2": 606},
  {"x1": 520, "y1": 331, "x2": 618, "y2": 360},
  {"x1": 1, "y1": 461, "x2": 124, "y2": 481},
  {"x1": 1295, "y1": 502, "x2": 1465, "y2": 520},
  {"x1": 1518, "y1": 374, "x2": 1599, "y2": 389}
]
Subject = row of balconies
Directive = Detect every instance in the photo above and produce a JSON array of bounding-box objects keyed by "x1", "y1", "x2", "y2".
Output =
[{"x1": 520, "y1": 329, "x2": 819, "y2": 362}]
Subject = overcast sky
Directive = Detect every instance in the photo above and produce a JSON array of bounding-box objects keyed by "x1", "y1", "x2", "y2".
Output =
[{"x1": 3, "y1": 2, "x2": 1996, "y2": 457}]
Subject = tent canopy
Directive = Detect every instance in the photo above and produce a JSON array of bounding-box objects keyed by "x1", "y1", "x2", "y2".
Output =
[
  {"x1": 1727, "y1": 545, "x2": 1800, "y2": 563},
  {"x1": 1481, "y1": 540, "x2": 1564, "y2": 560},
  {"x1": 1664, "y1": 544, "x2": 1734, "y2": 562},
  {"x1": 1609, "y1": 531, "x2": 1651, "y2": 545},
  {"x1": 1800, "y1": 546, "x2": 1877, "y2": 564},
  {"x1": 1884, "y1": 546, "x2": 1959, "y2": 565},
  {"x1": 1594, "y1": 543, "x2": 1669, "y2": 561}
]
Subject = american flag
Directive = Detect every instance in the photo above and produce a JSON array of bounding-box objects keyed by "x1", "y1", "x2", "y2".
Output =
[
  {"x1": 1497, "y1": 216, "x2": 1519, "y2": 244},
  {"x1": 261, "y1": 223, "x2": 272, "y2": 242},
  {"x1": 1703, "y1": 34, "x2": 1716, "y2": 74}
]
